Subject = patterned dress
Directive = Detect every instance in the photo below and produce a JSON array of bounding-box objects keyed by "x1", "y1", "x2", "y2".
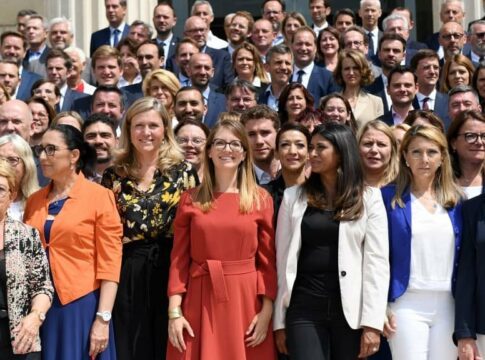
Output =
[{"x1": 101, "y1": 161, "x2": 198, "y2": 360}]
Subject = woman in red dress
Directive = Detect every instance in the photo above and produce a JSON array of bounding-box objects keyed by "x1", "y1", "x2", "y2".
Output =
[{"x1": 167, "y1": 119, "x2": 277, "y2": 360}]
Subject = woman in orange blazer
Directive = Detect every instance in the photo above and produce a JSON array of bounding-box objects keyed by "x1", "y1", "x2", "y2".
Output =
[{"x1": 24, "y1": 125, "x2": 122, "y2": 360}]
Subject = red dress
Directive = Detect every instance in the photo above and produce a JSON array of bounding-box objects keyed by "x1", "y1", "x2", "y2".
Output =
[{"x1": 167, "y1": 190, "x2": 277, "y2": 360}]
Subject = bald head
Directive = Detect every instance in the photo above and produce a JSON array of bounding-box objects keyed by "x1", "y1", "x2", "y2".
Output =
[
  {"x1": 0, "y1": 99, "x2": 33, "y2": 140},
  {"x1": 184, "y1": 16, "x2": 208, "y2": 48},
  {"x1": 188, "y1": 52, "x2": 214, "y2": 89}
]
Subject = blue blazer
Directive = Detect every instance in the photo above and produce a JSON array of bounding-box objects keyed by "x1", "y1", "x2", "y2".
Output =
[
  {"x1": 60, "y1": 88, "x2": 88, "y2": 113},
  {"x1": 366, "y1": 74, "x2": 385, "y2": 96},
  {"x1": 381, "y1": 185, "x2": 463, "y2": 302},
  {"x1": 412, "y1": 91, "x2": 451, "y2": 129},
  {"x1": 407, "y1": 39, "x2": 428, "y2": 51},
  {"x1": 71, "y1": 87, "x2": 132, "y2": 120},
  {"x1": 306, "y1": 63, "x2": 339, "y2": 103},
  {"x1": 120, "y1": 82, "x2": 143, "y2": 109},
  {"x1": 204, "y1": 87, "x2": 226, "y2": 128},
  {"x1": 90, "y1": 24, "x2": 130, "y2": 57},
  {"x1": 17, "y1": 69, "x2": 42, "y2": 101}
]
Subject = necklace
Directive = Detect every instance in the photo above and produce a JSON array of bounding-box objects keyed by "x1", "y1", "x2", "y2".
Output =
[{"x1": 411, "y1": 190, "x2": 438, "y2": 209}]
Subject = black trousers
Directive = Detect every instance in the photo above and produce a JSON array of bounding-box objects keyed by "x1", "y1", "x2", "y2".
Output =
[{"x1": 286, "y1": 294, "x2": 362, "y2": 360}]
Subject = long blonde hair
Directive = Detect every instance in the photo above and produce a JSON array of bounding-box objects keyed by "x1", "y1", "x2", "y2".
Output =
[
  {"x1": 113, "y1": 97, "x2": 184, "y2": 178},
  {"x1": 193, "y1": 119, "x2": 263, "y2": 213},
  {"x1": 393, "y1": 125, "x2": 462, "y2": 208}
]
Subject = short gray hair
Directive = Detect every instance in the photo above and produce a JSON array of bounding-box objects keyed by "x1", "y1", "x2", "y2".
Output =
[
  {"x1": 382, "y1": 13, "x2": 409, "y2": 31},
  {"x1": 64, "y1": 46, "x2": 87, "y2": 63},
  {"x1": 448, "y1": 84, "x2": 479, "y2": 102},
  {"x1": 130, "y1": 20, "x2": 154, "y2": 39},
  {"x1": 360, "y1": 0, "x2": 381, "y2": 9},
  {"x1": 191, "y1": 0, "x2": 214, "y2": 17},
  {"x1": 49, "y1": 16, "x2": 73, "y2": 34},
  {"x1": 441, "y1": 0, "x2": 465, "y2": 14}
]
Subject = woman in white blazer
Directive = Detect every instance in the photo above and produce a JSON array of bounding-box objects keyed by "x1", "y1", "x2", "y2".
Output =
[{"x1": 273, "y1": 123, "x2": 390, "y2": 359}]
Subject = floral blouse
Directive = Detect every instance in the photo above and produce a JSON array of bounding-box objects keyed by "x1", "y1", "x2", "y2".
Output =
[{"x1": 101, "y1": 161, "x2": 198, "y2": 244}]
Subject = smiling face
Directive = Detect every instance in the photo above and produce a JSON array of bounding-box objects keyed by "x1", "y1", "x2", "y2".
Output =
[
  {"x1": 284, "y1": 17, "x2": 302, "y2": 41},
  {"x1": 244, "y1": 118, "x2": 277, "y2": 164},
  {"x1": 29, "y1": 102, "x2": 50, "y2": 137},
  {"x1": 387, "y1": 72, "x2": 418, "y2": 107},
  {"x1": 229, "y1": 15, "x2": 250, "y2": 45},
  {"x1": 266, "y1": 52, "x2": 293, "y2": 86},
  {"x1": 451, "y1": 118, "x2": 485, "y2": 167},
  {"x1": 105, "y1": 0, "x2": 126, "y2": 28},
  {"x1": 286, "y1": 88, "x2": 307, "y2": 122},
  {"x1": 322, "y1": 97, "x2": 350, "y2": 124},
  {"x1": 176, "y1": 124, "x2": 207, "y2": 168},
  {"x1": 38, "y1": 130, "x2": 79, "y2": 181},
  {"x1": 32, "y1": 82, "x2": 59, "y2": 108},
  {"x1": 208, "y1": 127, "x2": 245, "y2": 172},
  {"x1": 359, "y1": 128, "x2": 392, "y2": 174},
  {"x1": 319, "y1": 30, "x2": 339, "y2": 57},
  {"x1": 291, "y1": 30, "x2": 317, "y2": 68},
  {"x1": 147, "y1": 78, "x2": 174, "y2": 111},
  {"x1": 130, "y1": 109, "x2": 165, "y2": 157},
  {"x1": 84, "y1": 121, "x2": 116, "y2": 164},
  {"x1": 277, "y1": 129, "x2": 308, "y2": 173},
  {"x1": 234, "y1": 49, "x2": 255, "y2": 80},
  {"x1": 93, "y1": 56, "x2": 122, "y2": 86},
  {"x1": 0, "y1": 142, "x2": 24, "y2": 189}
]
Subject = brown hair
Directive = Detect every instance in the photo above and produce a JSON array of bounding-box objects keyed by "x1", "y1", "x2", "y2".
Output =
[{"x1": 334, "y1": 49, "x2": 374, "y2": 87}]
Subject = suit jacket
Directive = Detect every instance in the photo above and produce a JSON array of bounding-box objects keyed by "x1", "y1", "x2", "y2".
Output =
[
  {"x1": 60, "y1": 88, "x2": 88, "y2": 112},
  {"x1": 366, "y1": 74, "x2": 385, "y2": 96},
  {"x1": 381, "y1": 185, "x2": 462, "y2": 302},
  {"x1": 352, "y1": 90, "x2": 384, "y2": 127},
  {"x1": 156, "y1": 35, "x2": 179, "y2": 65},
  {"x1": 462, "y1": 44, "x2": 480, "y2": 68},
  {"x1": 24, "y1": 173, "x2": 123, "y2": 305},
  {"x1": 16, "y1": 69, "x2": 42, "y2": 101},
  {"x1": 274, "y1": 185, "x2": 389, "y2": 331},
  {"x1": 426, "y1": 32, "x2": 440, "y2": 51},
  {"x1": 412, "y1": 91, "x2": 451, "y2": 129},
  {"x1": 454, "y1": 193, "x2": 485, "y2": 343},
  {"x1": 120, "y1": 82, "x2": 143, "y2": 109},
  {"x1": 166, "y1": 46, "x2": 235, "y2": 90},
  {"x1": 71, "y1": 87, "x2": 132, "y2": 120},
  {"x1": 4, "y1": 216, "x2": 53, "y2": 353},
  {"x1": 204, "y1": 87, "x2": 226, "y2": 128},
  {"x1": 306, "y1": 63, "x2": 339, "y2": 103},
  {"x1": 378, "y1": 111, "x2": 394, "y2": 126},
  {"x1": 90, "y1": 24, "x2": 130, "y2": 57},
  {"x1": 407, "y1": 39, "x2": 428, "y2": 51},
  {"x1": 22, "y1": 46, "x2": 50, "y2": 77}
]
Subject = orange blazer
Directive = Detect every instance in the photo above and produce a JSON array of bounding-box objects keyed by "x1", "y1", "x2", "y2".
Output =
[{"x1": 24, "y1": 173, "x2": 122, "y2": 305}]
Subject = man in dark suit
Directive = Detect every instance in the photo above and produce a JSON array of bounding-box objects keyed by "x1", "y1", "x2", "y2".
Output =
[
  {"x1": 410, "y1": 49, "x2": 451, "y2": 129},
  {"x1": 382, "y1": 13, "x2": 426, "y2": 53},
  {"x1": 22, "y1": 15, "x2": 50, "y2": 77},
  {"x1": 181, "y1": 16, "x2": 234, "y2": 90},
  {"x1": 187, "y1": 53, "x2": 226, "y2": 128},
  {"x1": 174, "y1": 87, "x2": 207, "y2": 123},
  {"x1": 152, "y1": 2, "x2": 178, "y2": 69},
  {"x1": 90, "y1": 0, "x2": 129, "y2": 56},
  {"x1": 358, "y1": 0, "x2": 383, "y2": 58},
  {"x1": 463, "y1": 20, "x2": 485, "y2": 67},
  {"x1": 90, "y1": 86, "x2": 125, "y2": 132},
  {"x1": 225, "y1": 11, "x2": 253, "y2": 56},
  {"x1": 309, "y1": 0, "x2": 331, "y2": 36},
  {"x1": 46, "y1": 49, "x2": 87, "y2": 112},
  {"x1": 439, "y1": 21, "x2": 467, "y2": 65},
  {"x1": 290, "y1": 26, "x2": 337, "y2": 103},
  {"x1": 0, "y1": 31, "x2": 42, "y2": 101},
  {"x1": 390, "y1": 8, "x2": 428, "y2": 51},
  {"x1": 167, "y1": 38, "x2": 200, "y2": 86}
]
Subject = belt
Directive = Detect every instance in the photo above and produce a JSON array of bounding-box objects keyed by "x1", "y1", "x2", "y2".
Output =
[{"x1": 190, "y1": 258, "x2": 256, "y2": 303}]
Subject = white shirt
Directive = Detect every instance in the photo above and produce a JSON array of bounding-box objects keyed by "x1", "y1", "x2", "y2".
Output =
[
  {"x1": 292, "y1": 62, "x2": 315, "y2": 88},
  {"x1": 157, "y1": 33, "x2": 173, "y2": 67},
  {"x1": 366, "y1": 28, "x2": 379, "y2": 56},
  {"x1": 117, "y1": 73, "x2": 142, "y2": 88},
  {"x1": 109, "y1": 23, "x2": 126, "y2": 47},
  {"x1": 7, "y1": 201, "x2": 23, "y2": 222},
  {"x1": 416, "y1": 89, "x2": 437, "y2": 111},
  {"x1": 462, "y1": 186, "x2": 482, "y2": 200},
  {"x1": 409, "y1": 195, "x2": 455, "y2": 292},
  {"x1": 381, "y1": 74, "x2": 392, "y2": 111},
  {"x1": 313, "y1": 22, "x2": 329, "y2": 37},
  {"x1": 59, "y1": 83, "x2": 68, "y2": 110},
  {"x1": 207, "y1": 31, "x2": 228, "y2": 49}
]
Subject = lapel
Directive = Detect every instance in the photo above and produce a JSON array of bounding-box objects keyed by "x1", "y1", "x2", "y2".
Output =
[{"x1": 400, "y1": 189, "x2": 412, "y2": 231}]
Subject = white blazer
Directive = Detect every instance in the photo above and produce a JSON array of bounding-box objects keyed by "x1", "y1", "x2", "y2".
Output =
[{"x1": 273, "y1": 185, "x2": 389, "y2": 331}]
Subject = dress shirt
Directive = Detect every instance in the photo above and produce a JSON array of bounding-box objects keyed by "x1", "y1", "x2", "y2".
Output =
[
  {"x1": 264, "y1": 85, "x2": 279, "y2": 111},
  {"x1": 312, "y1": 22, "x2": 328, "y2": 36},
  {"x1": 59, "y1": 83, "x2": 68, "y2": 110},
  {"x1": 416, "y1": 90, "x2": 437, "y2": 111},
  {"x1": 117, "y1": 73, "x2": 142, "y2": 88},
  {"x1": 207, "y1": 31, "x2": 228, "y2": 49},
  {"x1": 178, "y1": 73, "x2": 191, "y2": 87},
  {"x1": 227, "y1": 43, "x2": 237, "y2": 56},
  {"x1": 27, "y1": 44, "x2": 46, "y2": 62},
  {"x1": 156, "y1": 32, "x2": 173, "y2": 67},
  {"x1": 272, "y1": 33, "x2": 285, "y2": 46},
  {"x1": 471, "y1": 50, "x2": 483, "y2": 64},
  {"x1": 391, "y1": 106, "x2": 413, "y2": 125},
  {"x1": 292, "y1": 62, "x2": 315, "y2": 88},
  {"x1": 254, "y1": 165, "x2": 273, "y2": 185},
  {"x1": 366, "y1": 28, "x2": 379, "y2": 56},
  {"x1": 201, "y1": 86, "x2": 210, "y2": 105},
  {"x1": 110, "y1": 23, "x2": 126, "y2": 47}
]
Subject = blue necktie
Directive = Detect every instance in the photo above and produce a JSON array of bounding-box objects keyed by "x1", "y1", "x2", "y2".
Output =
[{"x1": 113, "y1": 29, "x2": 120, "y2": 47}]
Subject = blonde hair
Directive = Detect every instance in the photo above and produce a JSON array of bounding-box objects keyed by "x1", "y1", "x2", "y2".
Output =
[
  {"x1": 357, "y1": 120, "x2": 399, "y2": 187},
  {"x1": 217, "y1": 111, "x2": 241, "y2": 123},
  {"x1": 193, "y1": 119, "x2": 263, "y2": 213},
  {"x1": 0, "y1": 161, "x2": 16, "y2": 197},
  {"x1": 113, "y1": 97, "x2": 184, "y2": 178},
  {"x1": 393, "y1": 125, "x2": 462, "y2": 208},
  {"x1": 232, "y1": 42, "x2": 270, "y2": 83},
  {"x1": 51, "y1": 111, "x2": 84, "y2": 130},
  {"x1": 0, "y1": 134, "x2": 39, "y2": 203},
  {"x1": 142, "y1": 69, "x2": 181, "y2": 116}
]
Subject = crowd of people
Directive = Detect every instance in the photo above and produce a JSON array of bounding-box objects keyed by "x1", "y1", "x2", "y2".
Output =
[{"x1": 0, "y1": 0, "x2": 484, "y2": 359}]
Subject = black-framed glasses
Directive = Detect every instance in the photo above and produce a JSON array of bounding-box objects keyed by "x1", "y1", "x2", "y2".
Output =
[
  {"x1": 473, "y1": 32, "x2": 485, "y2": 39},
  {"x1": 0, "y1": 156, "x2": 21, "y2": 167},
  {"x1": 212, "y1": 139, "x2": 244, "y2": 152},
  {"x1": 176, "y1": 136, "x2": 206, "y2": 147},
  {"x1": 441, "y1": 33, "x2": 464, "y2": 41},
  {"x1": 34, "y1": 144, "x2": 69, "y2": 157},
  {"x1": 458, "y1": 132, "x2": 485, "y2": 144}
]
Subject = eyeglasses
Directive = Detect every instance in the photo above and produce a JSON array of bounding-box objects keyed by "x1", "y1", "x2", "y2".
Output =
[
  {"x1": 34, "y1": 144, "x2": 69, "y2": 157},
  {"x1": 0, "y1": 156, "x2": 21, "y2": 167},
  {"x1": 441, "y1": 33, "x2": 464, "y2": 41},
  {"x1": 345, "y1": 40, "x2": 364, "y2": 47},
  {"x1": 457, "y1": 132, "x2": 485, "y2": 144},
  {"x1": 212, "y1": 139, "x2": 244, "y2": 152},
  {"x1": 176, "y1": 136, "x2": 206, "y2": 147},
  {"x1": 473, "y1": 32, "x2": 485, "y2": 39}
]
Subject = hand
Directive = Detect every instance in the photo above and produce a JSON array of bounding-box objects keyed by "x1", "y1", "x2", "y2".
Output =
[
  {"x1": 358, "y1": 326, "x2": 381, "y2": 358},
  {"x1": 89, "y1": 318, "x2": 109, "y2": 358},
  {"x1": 12, "y1": 312, "x2": 42, "y2": 354},
  {"x1": 458, "y1": 338, "x2": 483, "y2": 360},
  {"x1": 245, "y1": 308, "x2": 272, "y2": 347},
  {"x1": 168, "y1": 317, "x2": 194, "y2": 353},
  {"x1": 123, "y1": 56, "x2": 139, "y2": 72},
  {"x1": 274, "y1": 329, "x2": 288, "y2": 354},
  {"x1": 383, "y1": 311, "x2": 397, "y2": 338}
]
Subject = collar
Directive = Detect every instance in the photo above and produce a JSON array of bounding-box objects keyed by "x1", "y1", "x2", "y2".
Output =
[
  {"x1": 471, "y1": 50, "x2": 482, "y2": 63},
  {"x1": 366, "y1": 27, "x2": 379, "y2": 37},
  {"x1": 201, "y1": 86, "x2": 210, "y2": 101},
  {"x1": 29, "y1": 43, "x2": 46, "y2": 56},
  {"x1": 59, "y1": 83, "x2": 68, "y2": 96},
  {"x1": 110, "y1": 23, "x2": 126, "y2": 34},
  {"x1": 156, "y1": 32, "x2": 173, "y2": 45},
  {"x1": 313, "y1": 22, "x2": 328, "y2": 33},
  {"x1": 38, "y1": 172, "x2": 87, "y2": 201},
  {"x1": 416, "y1": 89, "x2": 436, "y2": 102},
  {"x1": 179, "y1": 73, "x2": 190, "y2": 85},
  {"x1": 294, "y1": 62, "x2": 315, "y2": 76}
]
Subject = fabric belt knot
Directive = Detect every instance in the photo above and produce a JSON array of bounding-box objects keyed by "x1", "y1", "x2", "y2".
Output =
[{"x1": 191, "y1": 258, "x2": 256, "y2": 304}]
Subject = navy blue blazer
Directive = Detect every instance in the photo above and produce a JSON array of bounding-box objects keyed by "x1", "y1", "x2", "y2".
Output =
[
  {"x1": 90, "y1": 24, "x2": 130, "y2": 57},
  {"x1": 412, "y1": 91, "x2": 451, "y2": 129},
  {"x1": 454, "y1": 193, "x2": 485, "y2": 343},
  {"x1": 120, "y1": 82, "x2": 143, "y2": 109},
  {"x1": 22, "y1": 45, "x2": 50, "y2": 72},
  {"x1": 71, "y1": 87, "x2": 132, "y2": 120},
  {"x1": 426, "y1": 32, "x2": 440, "y2": 51},
  {"x1": 17, "y1": 69, "x2": 42, "y2": 101},
  {"x1": 381, "y1": 185, "x2": 463, "y2": 302},
  {"x1": 204, "y1": 88, "x2": 226, "y2": 128},
  {"x1": 60, "y1": 88, "x2": 88, "y2": 113},
  {"x1": 166, "y1": 46, "x2": 234, "y2": 90},
  {"x1": 156, "y1": 36, "x2": 179, "y2": 63},
  {"x1": 305, "y1": 64, "x2": 339, "y2": 103},
  {"x1": 407, "y1": 39, "x2": 428, "y2": 51},
  {"x1": 366, "y1": 74, "x2": 385, "y2": 96}
]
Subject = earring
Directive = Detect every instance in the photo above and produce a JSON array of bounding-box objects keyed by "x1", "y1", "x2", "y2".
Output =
[{"x1": 405, "y1": 162, "x2": 409, "y2": 167}]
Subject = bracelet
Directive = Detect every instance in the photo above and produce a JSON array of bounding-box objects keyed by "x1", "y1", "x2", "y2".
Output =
[{"x1": 168, "y1": 307, "x2": 183, "y2": 320}]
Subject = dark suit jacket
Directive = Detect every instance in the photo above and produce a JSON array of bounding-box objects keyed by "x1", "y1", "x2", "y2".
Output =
[
  {"x1": 378, "y1": 111, "x2": 394, "y2": 126},
  {"x1": 426, "y1": 32, "x2": 440, "y2": 51},
  {"x1": 22, "y1": 45, "x2": 50, "y2": 75},
  {"x1": 412, "y1": 91, "x2": 451, "y2": 129},
  {"x1": 366, "y1": 74, "x2": 385, "y2": 95},
  {"x1": 16, "y1": 69, "x2": 42, "y2": 101},
  {"x1": 462, "y1": 44, "x2": 480, "y2": 68},
  {"x1": 454, "y1": 193, "x2": 485, "y2": 343},
  {"x1": 71, "y1": 87, "x2": 132, "y2": 120},
  {"x1": 305, "y1": 64, "x2": 339, "y2": 103},
  {"x1": 407, "y1": 39, "x2": 428, "y2": 50},
  {"x1": 90, "y1": 24, "x2": 130, "y2": 57},
  {"x1": 166, "y1": 46, "x2": 234, "y2": 90},
  {"x1": 156, "y1": 35, "x2": 179, "y2": 64},
  {"x1": 60, "y1": 88, "x2": 88, "y2": 112},
  {"x1": 121, "y1": 82, "x2": 143, "y2": 109},
  {"x1": 204, "y1": 87, "x2": 226, "y2": 128}
]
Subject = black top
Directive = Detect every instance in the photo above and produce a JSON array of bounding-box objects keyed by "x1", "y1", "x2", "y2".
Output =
[{"x1": 263, "y1": 175, "x2": 286, "y2": 226}]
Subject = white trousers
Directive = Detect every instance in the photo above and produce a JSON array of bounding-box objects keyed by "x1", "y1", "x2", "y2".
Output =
[{"x1": 388, "y1": 290, "x2": 457, "y2": 360}]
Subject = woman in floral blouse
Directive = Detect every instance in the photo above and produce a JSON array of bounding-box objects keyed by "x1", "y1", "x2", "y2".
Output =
[{"x1": 101, "y1": 97, "x2": 198, "y2": 360}]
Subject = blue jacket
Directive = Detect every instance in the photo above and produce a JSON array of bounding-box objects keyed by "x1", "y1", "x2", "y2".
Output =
[
  {"x1": 90, "y1": 24, "x2": 130, "y2": 57},
  {"x1": 204, "y1": 87, "x2": 226, "y2": 128},
  {"x1": 306, "y1": 64, "x2": 339, "y2": 103},
  {"x1": 381, "y1": 185, "x2": 463, "y2": 302}
]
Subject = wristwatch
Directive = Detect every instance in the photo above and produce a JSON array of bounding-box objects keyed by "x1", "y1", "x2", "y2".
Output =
[
  {"x1": 31, "y1": 309, "x2": 46, "y2": 322},
  {"x1": 96, "y1": 311, "x2": 112, "y2": 322}
]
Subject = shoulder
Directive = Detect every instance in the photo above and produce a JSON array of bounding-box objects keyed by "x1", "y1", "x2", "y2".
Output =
[
  {"x1": 91, "y1": 27, "x2": 110, "y2": 37},
  {"x1": 363, "y1": 186, "x2": 384, "y2": 204},
  {"x1": 7, "y1": 217, "x2": 38, "y2": 236},
  {"x1": 463, "y1": 193, "x2": 485, "y2": 215},
  {"x1": 283, "y1": 184, "x2": 304, "y2": 202}
]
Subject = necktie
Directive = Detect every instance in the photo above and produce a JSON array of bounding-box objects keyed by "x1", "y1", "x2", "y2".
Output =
[
  {"x1": 113, "y1": 29, "x2": 120, "y2": 47},
  {"x1": 422, "y1": 97, "x2": 430, "y2": 111},
  {"x1": 295, "y1": 70, "x2": 305, "y2": 84},
  {"x1": 480, "y1": 55, "x2": 485, "y2": 63},
  {"x1": 367, "y1": 32, "x2": 374, "y2": 57}
]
